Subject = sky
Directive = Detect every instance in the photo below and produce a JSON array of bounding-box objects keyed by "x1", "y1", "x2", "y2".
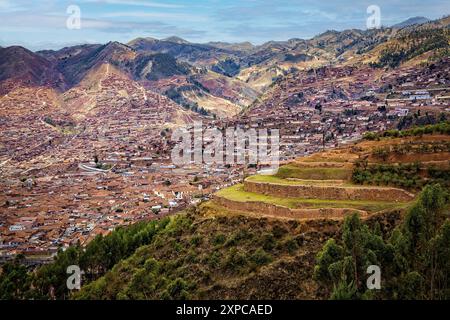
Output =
[{"x1": 0, "y1": 0, "x2": 449, "y2": 51}]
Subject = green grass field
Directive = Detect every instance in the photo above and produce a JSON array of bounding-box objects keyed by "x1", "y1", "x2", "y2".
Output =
[
  {"x1": 245, "y1": 175, "x2": 406, "y2": 189},
  {"x1": 275, "y1": 164, "x2": 352, "y2": 180},
  {"x1": 246, "y1": 175, "x2": 349, "y2": 185}
]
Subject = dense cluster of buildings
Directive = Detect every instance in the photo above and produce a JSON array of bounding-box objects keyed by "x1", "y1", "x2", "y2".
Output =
[{"x1": 1, "y1": 58, "x2": 449, "y2": 260}]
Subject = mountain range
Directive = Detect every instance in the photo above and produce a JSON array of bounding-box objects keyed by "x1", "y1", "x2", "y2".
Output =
[
  {"x1": 0, "y1": 16, "x2": 449, "y2": 118},
  {"x1": 392, "y1": 16, "x2": 431, "y2": 29}
]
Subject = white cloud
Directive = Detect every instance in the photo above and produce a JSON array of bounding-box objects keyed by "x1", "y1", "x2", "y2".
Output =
[
  {"x1": 100, "y1": 11, "x2": 208, "y2": 22},
  {"x1": 82, "y1": 0, "x2": 184, "y2": 9},
  {"x1": 0, "y1": 0, "x2": 25, "y2": 12},
  {"x1": 0, "y1": 0, "x2": 11, "y2": 8}
]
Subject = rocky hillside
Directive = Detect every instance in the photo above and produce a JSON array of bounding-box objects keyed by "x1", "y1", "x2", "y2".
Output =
[
  {"x1": 73, "y1": 208, "x2": 341, "y2": 299},
  {"x1": 71, "y1": 202, "x2": 406, "y2": 300},
  {"x1": 0, "y1": 46, "x2": 66, "y2": 93}
]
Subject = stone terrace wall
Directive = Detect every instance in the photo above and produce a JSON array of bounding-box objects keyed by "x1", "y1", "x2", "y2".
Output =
[
  {"x1": 244, "y1": 181, "x2": 415, "y2": 202},
  {"x1": 213, "y1": 196, "x2": 368, "y2": 220}
]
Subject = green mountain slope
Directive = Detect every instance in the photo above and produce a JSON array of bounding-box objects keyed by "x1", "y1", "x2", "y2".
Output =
[{"x1": 73, "y1": 205, "x2": 406, "y2": 300}]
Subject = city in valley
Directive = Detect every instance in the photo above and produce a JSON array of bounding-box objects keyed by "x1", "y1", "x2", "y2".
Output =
[
  {"x1": 0, "y1": 2, "x2": 449, "y2": 301},
  {"x1": 2, "y1": 40, "x2": 449, "y2": 261}
]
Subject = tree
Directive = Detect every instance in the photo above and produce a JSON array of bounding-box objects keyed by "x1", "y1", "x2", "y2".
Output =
[
  {"x1": 330, "y1": 280, "x2": 357, "y2": 300},
  {"x1": 314, "y1": 239, "x2": 343, "y2": 285},
  {"x1": 315, "y1": 103, "x2": 322, "y2": 114},
  {"x1": 314, "y1": 213, "x2": 387, "y2": 299},
  {"x1": 428, "y1": 221, "x2": 450, "y2": 299},
  {"x1": 314, "y1": 184, "x2": 449, "y2": 300},
  {"x1": 33, "y1": 245, "x2": 82, "y2": 299},
  {"x1": 0, "y1": 256, "x2": 32, "y2": 299}
]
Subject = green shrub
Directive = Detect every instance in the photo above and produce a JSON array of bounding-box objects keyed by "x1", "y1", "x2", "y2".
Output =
[
  {"x1": 260, "y1": 233, "x2": 276, "y2": 251},
  {"x1": 284, "y1": 237, "x2": 299, "y2": 254},
  {"x1": 206, "y1": 251, "x2": 221, "y2": 268},
  {"x1": 250, "y1": 248, "x2": 272, "y2": 266},
  {"x1": 225, "y1": 248, "x2": 248, "y2": 271},
  {"x1": 212, "y1": 233, "x2": 227, "y2": 246},
  {"x1": 363, "y1": 122, "x2": 450, "y2": 141},
  {"x1": 190, "y1": 235, "x2": 202, "y2": 247}
]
